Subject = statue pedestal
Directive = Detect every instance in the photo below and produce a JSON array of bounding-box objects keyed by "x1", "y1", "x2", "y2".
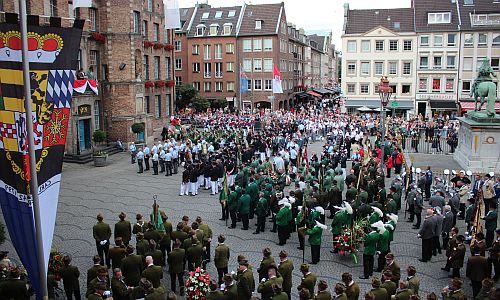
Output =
[{"x1": 453, "y1": 116, "x2": 500, "y2": 173}]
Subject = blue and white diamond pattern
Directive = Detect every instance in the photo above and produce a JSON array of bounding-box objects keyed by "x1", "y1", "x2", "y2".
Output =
[{"x1": 46, "y1": 70, "x2": 76, "y2": 108}]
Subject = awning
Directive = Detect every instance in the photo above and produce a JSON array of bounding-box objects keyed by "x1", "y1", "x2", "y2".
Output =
[
  {"x1": 345, "y1": 99, "x2": 414, "y2": 109},
  {"x1": 295, "y1": 92, "x2": 308, "y2": 99},
  {"x1": 429, "y1": 101, "x2": 457, "y2": 110},
  {"x1": 459, "y1": 101, "x2": 500, "y2": 111},
  {"x1": 307, "y1": 91, "x2": 322, "y2": 98},
  {"x1": 313, "y1": 88, "x2": 332, "y2": 95}
]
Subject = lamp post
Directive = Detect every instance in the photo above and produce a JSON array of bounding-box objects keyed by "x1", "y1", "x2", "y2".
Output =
[{"x1": 378, "y1": 76, "x2": 393, "y2": 177}]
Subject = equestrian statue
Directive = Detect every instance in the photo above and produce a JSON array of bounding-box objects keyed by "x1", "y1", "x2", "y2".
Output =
[{"x1": 471, "y1": 58, "x2": 498, "y2": 117}]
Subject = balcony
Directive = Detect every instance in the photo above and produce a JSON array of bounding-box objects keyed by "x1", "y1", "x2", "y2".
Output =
[
  {"x1": 215, "y1": 71, "x2": 223, "y2": 78},
  {"x1": 470, "y1": 13, "x2": 500, "y2": 27},
  {"x1": 204, "y1": 72, "x2": 211, "y2": 78}
]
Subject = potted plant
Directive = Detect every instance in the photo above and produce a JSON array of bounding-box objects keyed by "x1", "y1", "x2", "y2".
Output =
[
  {"x1": 92, "y1": 130, "x2": 108, "y2": 167},
  {"x1": 131, "y1": 122, "x2": 145, "y2": 147}
]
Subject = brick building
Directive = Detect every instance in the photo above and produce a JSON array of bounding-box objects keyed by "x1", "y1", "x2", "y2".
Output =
[{"x1": 3, "y1": 0, "x2": 176, "y2": 154}]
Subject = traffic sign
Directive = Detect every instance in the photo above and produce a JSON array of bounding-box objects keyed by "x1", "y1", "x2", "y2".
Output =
[{"x1": 390, "y1": 101, "x2": 398, "y2": 108}]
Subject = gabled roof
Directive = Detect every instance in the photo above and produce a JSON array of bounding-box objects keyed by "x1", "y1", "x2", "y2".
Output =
[
  {"x1": 457, "y1": 0, "x2": 500, "y2": 31},
  {"x1": 345, "y1": 8, "x2": 414, "y2": 34},
  {"x1": 308, "y1": 34, "x2": 326, "y2": 52},
  {"x1": 238, "y1": 3, "x2": 283, "y2": 36},
  {"x1": 178, "y1": 7, "x2": 195, "y2": 33},
  {"x1": 413, "y1": 0, "x2": 460, "y2": 32},
  {"x1": 187, "y1": 6, "x2": 242, "y2": 37}
]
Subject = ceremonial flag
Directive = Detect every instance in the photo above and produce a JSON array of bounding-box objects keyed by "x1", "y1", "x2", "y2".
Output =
[
  {"x1": 164, "y1": 0, "x2": 181, "y2": 29},
  {"x1": 272, "y1": 65, "x2": 283, "y2": 94},
  {"x1": 219, "y1": 171, "x2": 228, "y2": 206},
  {"x1": 72, "y1": 0, "x2": 92, "y2": 8},
  {"x1": 240, "y1": 65, "x2": 248, "y2": 94},
  {"x1": 151, "y1": 200, "x2": 164, "y2": 232},
  {"x1": 0, "y1": 21, "x2": 82, "y2": 297}
]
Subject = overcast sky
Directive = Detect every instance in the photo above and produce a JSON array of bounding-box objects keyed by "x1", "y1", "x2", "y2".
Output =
[{"x1": 179, "y1": 0, "x2": 412, "y2": 47}]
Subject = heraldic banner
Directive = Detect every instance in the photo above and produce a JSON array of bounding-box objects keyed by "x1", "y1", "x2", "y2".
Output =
[{"x1": 0, "y1": 19, "x2": 82, "y2": 296}]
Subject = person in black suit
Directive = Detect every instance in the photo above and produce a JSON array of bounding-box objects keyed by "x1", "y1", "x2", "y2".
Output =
[{"x1": 418, "y1": 209, "x2": 435, "y2": 262}]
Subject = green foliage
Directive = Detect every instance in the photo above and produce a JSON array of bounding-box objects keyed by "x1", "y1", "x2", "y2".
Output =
[
  {"x1": 176, "y1": 84, "x2": 197, "y2": 108},
  {"x1": 92, "y1": 130, "x2": 107, "y2": 143},
  {"x1": 131, "y1": 122, "x2": 145, "y2": 134},
  {"x1": 192, "y1": 95, "x2": 210, "y2": 112},
  {"x1": 212, "y1": 97, "x2": 228, "y2": 109}
]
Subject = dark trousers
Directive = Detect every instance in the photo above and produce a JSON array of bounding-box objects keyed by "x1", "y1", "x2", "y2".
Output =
[
  {"x1": 484, "y1": 198, "x2": 493, "y2": 213},
  {"x1": 96, "y1": 241, "x2": 110, "y2": 268},
  {"x1": 395, "y1": 164, "x2": 402, "y2": 174},
  {"x1": 240, "y1": 213, "x2": 249, "y2": 229},
  {"x1": 425, "y1": 182, "x2": 431, "y2": 200},
  {"x1": 488, "y1": 257, "x2": 499, "y2": 279},
  {"x1": 471, "y1": 280, "x2": 482, "y2": 298},
  {"x1": 415, "y1": 211, "x2": 422, "y2": 228},
  {"x1": 486, "y1": 230, "x2": 494, "y2": 248},
  {"x1": 204, "y1": 242, "x2": 211, "y2": 261},
  {"x1": 170, "y1": 272, "x2": 184, "y2": 293},
  {"x1": 221, "y1": 205, "x2": 229, "y2": 220},
  {"x1": 311, "y1": 244, "x2": 320, "y2": 263},
  {"x1": 144, "y1": 157, "x2": 150, "y2": 170},
  {"x1": 422, "y1": 238, "x2": 433, "y2": 262},
  {"x1": 256, "y1": 215, "x2": 266, "y2": 233},
  {"x1": 159, "y1": 159, "x2": 165, "y2": 173},
  {"x1": 278, "y1": 225, "x2": 288, "y2": 245},
  {"x1": 442, "y1": 234, "x2": 449, "y2": 250},
  {"x1": 386, "y1": 168, "x2": 392, "y2": 178},
  {"x1": 152, "y1": 160, "x2": 159, "y2": 174},
  {"x1": 377, "y1": 251, "x2": 388, "y2": 272},
  {"x1": 217, "y1": 267, "x2": 228, "y2": 285},
  {"x1": 459, "y1": 203, "x2": 465, "y2": 219},
  {"x1": 137, "y1": 159, "x2": 144, "y2": 173},
  {"x1": 173, "y1": 158, "x2": 179, "y2": 174},
  {"x1": 433, "y1": 236, "x2": 442, "y2": 255},
  {"x1": 65, "y1": 289, "x2": 81, "y2": 300},
  {"x1": 160, "y1": 242, "x2": 171, "y2": 265},
  {"x1": 408, "y1": 204, "x2": 415, "y2": 221},
  {"x1": 229, "y1": 210, "x2": 237, "y2": 227},
  {"x1": 165, "y1": 161, "x2": 172, "y2": 176},
  {"x1": 452, "y1": 267, "x2": 461, "y2": 278},
  {"x1": 363, "y1": 254, "x2": 374, "y2": 277},
  {"x1": 298, "y1": 231, "x2": 305, "y2": 249},
  {"x1": 131, "y1": 152, "x2": 136, "y2": 163}
]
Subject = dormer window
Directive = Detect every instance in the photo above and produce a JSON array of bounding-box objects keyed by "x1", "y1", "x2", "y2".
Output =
[
  {"x1": 223, "y1": 23, "x2": 232, "y2": 35},
  {"x1": 255, "y1": 20, "x2": 262, "y2": 30},
  {"x1": 228, "y1": 10, "x2": 236, "y2": 17},
  {"x1": 428, "y1": 12, "x2": 451, "y2": 24},
  {"x1": 202, "y1": 12, "x2": 209, "y2": 19},
  {"x1": 196, "y1": 24, "x2": 206, "y2": 36},
  {"x1": 215, "y1": 11, "x2": 223, "y2": 19},
  {"x1": 210, "y1": 24, "x2": 219, "y2": 36}
]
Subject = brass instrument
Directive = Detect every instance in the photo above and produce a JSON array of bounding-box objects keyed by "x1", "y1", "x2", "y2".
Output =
[{"x1": 470, "y1": 181, "x2": 484, "y2": 247}]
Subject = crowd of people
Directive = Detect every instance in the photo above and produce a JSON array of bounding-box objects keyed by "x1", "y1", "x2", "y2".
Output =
[{"x1": 0, "y1": 107, "x2": 499, "y2": 300}]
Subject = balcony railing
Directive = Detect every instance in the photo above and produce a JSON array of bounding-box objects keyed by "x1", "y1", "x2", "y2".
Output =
[
  {"x1": 215, "y1": 71, "x2": 223, "y2": 78},
  {"x1": 204, "y1": 72, "x2": 211, "y2": 78},
  {"x1": 471, "y1": 13, "x2": 500, "y2": 27}
]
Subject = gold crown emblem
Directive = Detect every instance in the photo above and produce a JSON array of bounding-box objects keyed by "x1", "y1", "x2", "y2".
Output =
[{"x1": 0, "y1": 31, "x2": 64, "y2": 63}]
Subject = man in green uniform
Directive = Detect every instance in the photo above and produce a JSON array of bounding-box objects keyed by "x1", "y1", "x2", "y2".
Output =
[
  {"x1": 394, "y1": 280, "x2": 413, "y2": 300},
  {"x1": 315, "y1": 280, "x2": 332, "y2": 300},
  {"x1": 369, "y1": 278, "x2": 388, "y2": 300},
  {"x1": 59, "y1": 255, "x2": 81, "y2": 300},
  {"x1": 277, "y1": 250, "x2": 294, "y2": 299},
  {"x1": 87, "y1": 255, "x2": 102, "y2": 287},
  {"x1": 108, "y1": 237, "x2": 127, "y2": 270},
  {"x1": 360, "y1": 223, "x2": 381, "y2": 279},
  {"x1": 207, "y1": 280, "x2": 224, "y2": 300},
  {"x1": 86, "y1": 267, "x2": 110, "y2": 298},
  {"x1": 93, "y1": 213, "x2": 112, "y2": 269},
  {"x1": 214, "y1": 234, "x2": 230, "y2": 285},
  {"x1": 254, "y1": 192, "x2": 268, "y2": 234},
  {"x1": 237, "y1": 260, "x2": 255, "y2": 300},
  {"x1": 196, "y1": 216, "x2": 213, "y2": 262},
  {"x1": 238, "y1": 188, "x2": 251, "y2": 230},
  {"x1": 136, "y1": 232, "x2": 150, "y2": 257},
  {"x1": 228, "y1": 186, "x2": 239, "y2": 229},
  {"x1": 223, "y1": 273, "x2": 238, "y2": 300},
  {"x1": 257, "y1": 247, "x2": 276, "y2": 281},
  {"x1": 258, "y1": 265, "x2": 283, "y2": 300},
  {"x1": 381, "y1": 270, "x2": 396, "y2": 297},
  {"x1": 276, "y1": 200, "x2": 291, "y2": 245},
  {"x1": 186, "y1": 237, "x2": 204, "y2": 271},
  {"x1": 297, "y1": 263, "x2": 317, "y2": 295},
  {"x1": 305, "y1": 221, "x2": 326, "y2": 264},
  {"x1": 121, "y1": 245, "x2": 143, "y2": 287},
  {"x1": 376, "y1": 225, "x2": 390, "y2": 273},
  {"x1": 271, "y1": 283, "x2": 288, "y2": 300},
  {"x1": 441, "y1": 278, "x2": 466, "y2": 300},
  {"x1": 142, "y1": 256, "x2": 163, "y2": 288},
  {"x1": 167, "y1": 240, "x2": 185, "y2": 295},
  {"x1": 342, "y1": 272, "x2": 360, "y2": 300},
  {"x1": 114, "y1": 212, "x2": 132, "y2": 246},
  {"x1": 111, "y1": 268, "x2": 132, "y2": 300}
]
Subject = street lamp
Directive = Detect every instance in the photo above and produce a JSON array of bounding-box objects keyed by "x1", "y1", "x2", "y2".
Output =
[{"x1": 378, "y1": 76, "x2": 393, "y2": 177}]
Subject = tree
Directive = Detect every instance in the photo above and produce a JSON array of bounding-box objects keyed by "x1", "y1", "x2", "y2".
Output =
[
  {"x1": 192, "y1": 95, "x2": 210, "y2": 112},
  {"x1": 212, "y1": 97, "x2": 228, "y2": 110},
  {"x1": 92, "y1": 130, "x2": 107, "y2": 144},
  {"x1": 131, "y1": 122, "x2": 145, "y2": 134},
  {"x1": 176, "y1": 84, "x2": 197, "y2": 109}
]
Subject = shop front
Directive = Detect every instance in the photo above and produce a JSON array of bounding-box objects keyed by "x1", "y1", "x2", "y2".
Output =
[{"x1": 344, "y1": 99, "x2": 414, "y2": 116}]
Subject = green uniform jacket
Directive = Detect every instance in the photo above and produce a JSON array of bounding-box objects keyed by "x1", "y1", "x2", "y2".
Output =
[
  {"x1": 224, "y1": 283, "x2": 238, "y2": 300},
  {"x1": 386, "y1": 221, "x2": 396, "y2": 242},
  {"x1": 187, "y1": 243, "x2": 204, "y2": 269},
  {"x1": 385, "y1": 200, "x2": 397, "y2": 215},
  {"x1": 442, "y1": 289, "x2": 466, "y2": 300},
  {"x1": 306, "y1": 226, "x2": 323, "y2": 246},
  {"x1": 214, "y1": 244, "x2": 230, "y2": 269},
  {"x1": 299, "y1": 272, "x2": 317, "y2": 295},
  {"x1": 86, "y1": 265, "x2": 100, "y2": 287},
  {"x1": 114, "y1": 220, "x2": 132, "y2": 244},
  {"x1": 258, "y1": 256, "x2": 276, "y2": 280},
  {"x1": 171, "y1": 230, "x2": 189, "y2": 245},
  {"x1": 167, "y1": 248, "x2": 185, "y2": 274},
  {"x1": 363, "y1": 231, "x2": 380, "y2": 255},
  {"x1": 199, "y1": 223, "x2": 213, "y2": 242},
  {"x1": 121, "y1": 254, "x2": 143, "y2": 286},
  {"x1": 228, "y1": 191, "x2": 239, "y2": 211},
  {"x1": 247, "y1": 182, "x2": 259, "y2": 202},
  {"x1": 276, "y1": 207, "x2": 290, "y2": 226},
  {"x1": 464, "y1": 205, "x2": 474, "y2": 223},
  {"x1": 484, "y1": 210, "x2": 498, "y2": 231},
  {"x1": 331, "y1": 210, "x2": 348, "y2": 235},
  {"x1": 377, "y1": 230, "x2": 390, "y2": 252},
  {"x1": 237, "y1": 268, "x2": 255, "y2": 300},
  {"x1": 206, "y1": 290, "x2": 225, "y2": 300},
  {"x1": 335, "y1": 293, "x2": 348, "y2": 300},
  {"x1": 160, "y1": 221, "x2": 173, "y2": 247},
  {"x1": 315, "y1": 290, "x2": 332, "y2": 300},
  {"x1": 334, "y1": 175, "x2": 344, "y2": 191},
  {"x1": 142, "y1": 265, "x2": 163, "y2": 288},
  {"x1": 86, "y1": 278, "x2": 110, "y2": 298},
  {"x1": 381, "y1": 280, "x2": 397, "y2": 296},
  {"x1": 256, "y1": 198, "x2": 268, "y2": 217},
  {"x1": 394, "y1": 289, "x2": 413, "y2": 300},
  {"x1": 272, "y1": 292, "x2": 289, "y2": 300},
  {"x1": 346, "y1": 282, "x2": 360, "y2": 300},
  {"x1": 238, "y1": 194, "x2": 251, "y2": 214},
  {"x1": 145, "y1": 287, "x2": 166, "y2": 300},
  {"x1": 385, "y1": 261, "x2": 401, "y2": 283},
  {"x1": 346, "y1": 188, "x2": 358, "y2": 201},
  {"x1": 408, "y1": 276, "x2": 420, "y2": 295},
  {"x1": 59, "y1": 265, "x2": 80, "y2": 292},
  {"x1": 145, "y1": 249, "x2": 163, "y2": 267},
  {"x1": 257, "y1": 276, "x2": 284, "y2": 300},
  {"x1": 278, "y1": 259, "x2": 294, "y2": 292},
  {"x1": 111, "y1": 277, "x2": 131, "y2": 300},
  {"x1": 368, "y1": 213, "x2": 380, "y2": 225},
  {"x1": 371, "y1": 287, "x2": 388, "y2": 300},
  {"x1": 93, "y1": 221, "x2": 112, "y2": 243},
  {"x1": 136, "y1": 239, "x2": 150, "y2": 257},
  {"x1": 108, "y1": 246, "x2": 127, "y2": 269}
]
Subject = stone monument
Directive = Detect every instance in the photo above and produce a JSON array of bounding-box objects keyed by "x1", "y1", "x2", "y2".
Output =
[{"x1": 454, "y1": 59, "x2": 500, "y2": 173}]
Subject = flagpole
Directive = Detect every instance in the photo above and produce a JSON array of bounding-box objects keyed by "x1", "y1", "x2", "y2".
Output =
[{"x1": 19, "y1": 0, "x2": 48, "y2": 299}]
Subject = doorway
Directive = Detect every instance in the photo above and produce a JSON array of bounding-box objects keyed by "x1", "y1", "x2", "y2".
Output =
[
  {"x1": 78, "y1": 119, "x2": 91, "y2": 152},
  {"x1": 417, "y1": 102, "x2": 426, "y2": 117}
]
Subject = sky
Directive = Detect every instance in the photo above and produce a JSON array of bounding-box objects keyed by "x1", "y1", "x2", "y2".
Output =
[{"x1": 179, "y1": 0, "x2": 412, "y2": 47}]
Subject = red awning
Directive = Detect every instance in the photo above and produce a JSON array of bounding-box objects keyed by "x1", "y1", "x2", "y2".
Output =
[
  {"x1": 307, "y1": 91, "x2": 322, "y2": 98},
  {"x1": 460, "y1": 101, "x2": 500, "y2": 111}
]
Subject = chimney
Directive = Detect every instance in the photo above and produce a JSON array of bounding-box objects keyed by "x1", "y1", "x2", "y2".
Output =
[{"x1": 343, "y1": 3, "x2": 349, "y2": 33}]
